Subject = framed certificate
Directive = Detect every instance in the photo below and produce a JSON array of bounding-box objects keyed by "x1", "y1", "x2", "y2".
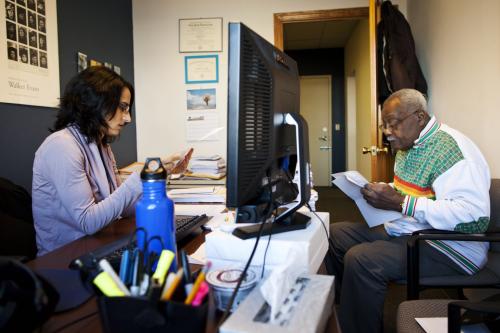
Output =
[
  {"x1": 179, "y1": 18, "x2": 223, "y2": 53},
  {"x1": 185, "y1": 55, "x2": 219, "y2": 84}
]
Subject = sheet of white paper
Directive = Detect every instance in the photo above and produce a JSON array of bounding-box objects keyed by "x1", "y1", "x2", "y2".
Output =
[
  {"x1": 188, "y1": 243, "x2": 206, "y2": 265},
  {"x1": 174, "y1": 204, "x2": 226, "y2": 217},
  {"x1": 186, "y1": 112, "x2": 221, "y2": 141},
  {"x1": 415, "y1": 318, "x2": 447, "y2": 333},
  {"x1": 169, "y1": 187, "x2": 216, "y2": 195},
  {"x1": 332, "y1": 171, "x2": 403, "y2": 227}
]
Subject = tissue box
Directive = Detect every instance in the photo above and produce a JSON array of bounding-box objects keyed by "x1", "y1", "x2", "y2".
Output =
[
  {"x1": 220, "y1": 274, "x2": 335, "y2": 333},
  {"x1": 205, "y1": 211, "x2": 329, "y2": 275}
]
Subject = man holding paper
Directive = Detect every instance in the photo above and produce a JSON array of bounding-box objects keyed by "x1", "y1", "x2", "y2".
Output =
[{"x1": 329, "y1": 89, "x2": 490, "y2": 333}]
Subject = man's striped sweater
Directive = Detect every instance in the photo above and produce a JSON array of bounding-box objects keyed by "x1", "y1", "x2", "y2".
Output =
[{"x1": 384, "y1": 116, "x2": 491, "y2": 275}]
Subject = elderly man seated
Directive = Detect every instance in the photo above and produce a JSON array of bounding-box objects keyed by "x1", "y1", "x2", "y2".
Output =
[{"x1": 329, "y1": 88, "x2": 490, "y2": 333}]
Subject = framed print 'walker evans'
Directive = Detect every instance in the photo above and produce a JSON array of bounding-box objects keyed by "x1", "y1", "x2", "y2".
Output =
[{"x1": 1, "y1": 0, "x2": 60, "y2": 107}]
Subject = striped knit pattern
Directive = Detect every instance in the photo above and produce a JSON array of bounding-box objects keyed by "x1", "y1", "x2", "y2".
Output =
[{"x1": 394, "y1": 120, "x2": 486, "y2": 274}]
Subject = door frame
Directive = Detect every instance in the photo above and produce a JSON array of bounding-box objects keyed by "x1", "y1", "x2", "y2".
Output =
[{"x1": 274, "y1": 2, "x2": 391, "y2": 182}]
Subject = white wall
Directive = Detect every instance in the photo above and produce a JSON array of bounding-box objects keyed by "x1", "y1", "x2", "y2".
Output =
[
  {"x1": 131, "y1": 0, "x2": 369, "y2": 162},
  {"x1": 407, "y1": 0, "x2": 500, "y2": 178}
]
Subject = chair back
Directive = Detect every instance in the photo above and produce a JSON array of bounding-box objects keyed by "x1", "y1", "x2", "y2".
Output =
[{"x1": 489, "y1": 179, "x2": 500, "y2": 252}]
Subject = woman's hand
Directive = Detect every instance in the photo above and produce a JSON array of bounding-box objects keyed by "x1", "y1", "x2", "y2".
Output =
[{"x1": 162, "y1": 148, "x2": 194, "y2": 174}]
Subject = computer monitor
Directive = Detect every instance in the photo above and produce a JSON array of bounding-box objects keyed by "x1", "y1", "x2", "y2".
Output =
[{"x1": 226, "y1": 22, "x2": 312, "y2": 235}]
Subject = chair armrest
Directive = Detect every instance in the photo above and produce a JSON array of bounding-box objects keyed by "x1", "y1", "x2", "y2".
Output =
[
  {"x1": 406, "y1": 230, "x2": 500, "y2": 300},
  {"x1": 409, "y1": 230, "x2": 500, "y2": 246},
  {"x1": 448, "y1": 300, "x2": 500, "y2": 333}
]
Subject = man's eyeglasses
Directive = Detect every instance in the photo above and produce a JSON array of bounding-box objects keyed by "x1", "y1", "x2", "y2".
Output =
[
  {"x1": 378, "y1": 110, "x2": 420, "y2": 132},
  {"x1": 118, "y1": 102, "x2": 130, "y2": 114}
]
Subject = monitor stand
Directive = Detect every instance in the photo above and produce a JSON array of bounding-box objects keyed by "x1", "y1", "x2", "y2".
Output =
[{"x1": 232, "y1": 211, "x2": 311, "y2": 240}]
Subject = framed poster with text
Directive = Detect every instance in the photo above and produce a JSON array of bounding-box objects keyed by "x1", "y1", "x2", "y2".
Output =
[
  {"x1": 185, "y1": 55, "x2": 219, "y2": 84},
  {"x1": 179, "y1": 17, "x2": 222, "y2": 53},
  {"x1": 1, "y1": 0, "x2": 60, "y2": 107}
]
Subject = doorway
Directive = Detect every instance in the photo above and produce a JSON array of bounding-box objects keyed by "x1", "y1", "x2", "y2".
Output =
[
  {"x1": 300, "y1": 75, "x2": 332, "y2": 186},
  {"x1": 277, "y1": 8, "x2": 371, "y2": 180},
  {"x1": 275, "y1": 2, "x2": 393, "y2": 182}
]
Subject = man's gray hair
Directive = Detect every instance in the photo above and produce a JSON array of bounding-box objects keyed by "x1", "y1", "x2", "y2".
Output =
[{"x1": 385, "y1": 89, "x2": 430, "y2": 115}]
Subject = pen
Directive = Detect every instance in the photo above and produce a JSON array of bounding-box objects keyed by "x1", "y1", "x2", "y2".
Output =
[
  {"x1": 98, "y1": 259, "x2": 130, "y2": 296},
  {"x1": 180, "y1": 250, "x2": 192, "y2": 293},
  {"x1": 185, "y1": 261, "x2": 211, "y2": 305},
  {"x1": 118, "y1": 249, "x2": 131, "y2": 285},
  {"x1": 130, "y1": 248, "x2": 141, "y2": 296},
  {"x1": 161, "y1": 268, "x2": 184, "y2": 301},
  {"x1": 160, "y1": 272, "x2": 176, "y2": 300},
  {"x1": 191, "y1": 281, "x2": 209, "y2": 306}
]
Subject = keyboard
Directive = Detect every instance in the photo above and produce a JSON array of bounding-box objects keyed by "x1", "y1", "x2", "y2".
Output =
[{"x1": 69, "y1": 214, "x2": 208, "y2": 270}]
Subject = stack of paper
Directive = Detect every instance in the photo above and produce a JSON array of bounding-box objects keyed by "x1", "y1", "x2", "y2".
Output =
[
  {"x1": 185, "y1": 155, "x2": 226, "y2": 180},
  {"x1": 331, "y1": 171, "x2": 403, "y2": 227},
  {"x1": 118, "y1": 161, "x2": 144, "y2": 175},
  {"x1": 167, "y1": 186, "x2": 226, "y2": 203}
]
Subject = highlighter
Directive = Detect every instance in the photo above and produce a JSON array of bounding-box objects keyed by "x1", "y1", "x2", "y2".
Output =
[
  {"x1": 93, "y1": 271, "x2": 126, "y2": 297},
  {"x1": 152, "y1": 250, "x2": 175, "y2": 286}
]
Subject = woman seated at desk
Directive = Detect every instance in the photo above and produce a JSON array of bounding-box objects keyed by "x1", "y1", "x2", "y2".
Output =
[{"x1": 32, "y1": 67, "x2": 191, "y2": 256}]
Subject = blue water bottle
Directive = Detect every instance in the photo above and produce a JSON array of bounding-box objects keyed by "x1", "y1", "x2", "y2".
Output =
[{"x1": 135, "y1": 157, "x2": 177, "y2": 270}]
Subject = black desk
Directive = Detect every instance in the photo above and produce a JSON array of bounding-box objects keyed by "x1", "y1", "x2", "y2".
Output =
[{"x1": 28, "y1": 217, "x2": 340, "y2": 333}]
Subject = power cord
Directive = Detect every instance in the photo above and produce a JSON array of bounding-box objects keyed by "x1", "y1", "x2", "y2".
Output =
[
  {"x1": 261, "y1": 208, "x2": 277, "y2": 278},
  {"x1": 306, "y1": 203, "x2": 337, "y2": 274},
  {"x1": 218, "y1": 177, "x2": 275, "y2": 326}
]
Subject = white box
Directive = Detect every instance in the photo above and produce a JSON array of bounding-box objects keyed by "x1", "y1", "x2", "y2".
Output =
[
  {"x1": 205, "y1": 211, "x2": 329, "y2": 275},
  {"x1": 220, "y1": 274, "x2": 335, "y2": 333}
]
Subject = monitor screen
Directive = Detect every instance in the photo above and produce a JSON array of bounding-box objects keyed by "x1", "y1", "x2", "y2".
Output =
[{"x1": 226, "y1": 22, "x2": 312, "y2": 229}]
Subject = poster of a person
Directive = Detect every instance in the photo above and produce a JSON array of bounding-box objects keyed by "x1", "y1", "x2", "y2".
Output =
[
  {"x1": 39, "y1": 52, "x2": 47, "y2": 68},
  {"x1": 38, "y1": 16, "x2": 46, "y2": 33},
  {"x1": 19, "y1": 46, "x2": 28, "y2": 63},
  {"x1": 6, "y1": 21, "x2": 16, "y2": 41},
  {"x1": 7, "y1": 41, "x2": 17, "y2": 61},
  {"x1": 28, "y1": 29, "x2": 37, "y2": 47},
  {"x1": 186, "y1": 88, "x2": 216, "y2": 110},
  {"x1": 28, "y1": 10, "x2": 36, "y2": 29},
  {"x1": 29, "y1": 48, "x2": 38, "y2": 66},
  {"x1": 17, "y1": 7, "x2": 26, "y2": 25},
  {"x1": 6, "y1": 2, "x2": 16, "y2": 21},
  {"x1": 39, "y1": 34, "x2": 46, "y2": 50},
  {"x1": 18, "y1": 26, "x2": 27, "y2": 44}
]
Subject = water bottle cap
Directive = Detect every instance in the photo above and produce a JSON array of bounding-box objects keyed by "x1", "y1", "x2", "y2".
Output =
[{"x1": 140, "y1": 157, "x2": 167, "y2": 180}]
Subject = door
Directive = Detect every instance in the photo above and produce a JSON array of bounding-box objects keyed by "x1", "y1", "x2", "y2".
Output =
[
  {"x1": 274, "y1": 3, "x2": 394, "y2": 183},
  {"x1": 368, "y1": 0, "x2": 394, "y2": 182},
  {"x1": 300, "y1": 76, "x2": 332, "y2": 186}
]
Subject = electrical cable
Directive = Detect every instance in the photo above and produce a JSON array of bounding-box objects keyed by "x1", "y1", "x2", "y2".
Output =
[
  {"x1": 261, "y1": 208, "x2": 277, "y2": 279},
  {"x1": 218, "y1": 176, "x2": 275, "y2": 326}
]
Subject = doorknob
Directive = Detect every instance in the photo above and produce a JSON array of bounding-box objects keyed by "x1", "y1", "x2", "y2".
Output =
[
  {"x1": 320, "y1": 146, "x2": 333, "y2": 150},
  {"x1": 362, "y1": 146, "x2": 389, "y2": 156}
]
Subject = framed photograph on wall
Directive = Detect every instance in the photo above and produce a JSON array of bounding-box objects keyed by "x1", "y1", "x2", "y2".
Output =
[
  {"x1": 179, "y1": 18, "x2": 223, "y2": 53},
  {"x1": 185, "y1": 55, "x2": 219, "y2": 84},
  {"x1": 0, "y1": 0, "x2": 60, "y2": 107}
]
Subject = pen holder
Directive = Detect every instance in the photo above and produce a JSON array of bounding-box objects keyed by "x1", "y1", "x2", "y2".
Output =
[{"x1": 98, "y1": 294, "x2": 211, "y2": 333}]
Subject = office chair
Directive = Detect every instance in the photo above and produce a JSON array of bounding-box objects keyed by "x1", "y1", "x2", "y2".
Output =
[
  {"x1": 405, "y1": 178, "x2": 500, "y2": 300},
  {"x1": 0, "y1": 177, "x2": 37, "y2": 260},
  {"x1": 397, "y1": 295, "x2": 500, "y2": 333}
]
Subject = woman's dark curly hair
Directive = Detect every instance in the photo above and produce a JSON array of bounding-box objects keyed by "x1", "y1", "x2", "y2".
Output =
[{"x1": 52, "y1": 66, "x2": 134, "y2": 143}]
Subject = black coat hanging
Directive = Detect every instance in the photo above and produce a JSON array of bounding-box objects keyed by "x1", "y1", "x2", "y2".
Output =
[{"x1": 377, "y1": 0, "x2": 428, "y2": 104}]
